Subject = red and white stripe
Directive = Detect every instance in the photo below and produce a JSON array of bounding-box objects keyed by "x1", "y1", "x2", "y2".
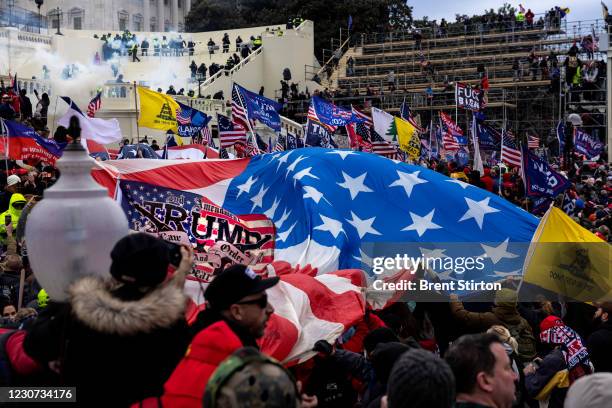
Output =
[
  {"x1": 501, "y1": 134, "x2": 522, "y2": 168},
  {"x1": 442, "y1": 132, "x2": 460, "y2": 152},
  {"x1": 184, "y1": 262, "x2": 366, "y2": 364},
  {"x1": 307, "y1": 104, "x2": 338, "y2": 132},
  {"x1": 219, "y1": 122, "x2": 247, "y2": 148},
  {"x1": 351, "y1": 106, "x2": 373, "y2": 128},
  {"x1": 232, "y1": 84, "x2": 250, "y2": 130},
  {"x1": 155, "y1": 144, "x2": 220, "y2": 160},
  {"x1": 528, "y1": 135, "x2": 539, "y2": 149}
]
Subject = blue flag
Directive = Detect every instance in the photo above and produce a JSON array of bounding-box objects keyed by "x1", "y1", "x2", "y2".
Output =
[
  {"x1": 562, "y1": 192, "x2": 576, "y2": 216},
  {"x1": 306, "y1": 120, "x2": 337, "y2": 148},
  {"x1": 234, "y1": 83, "x2": 282, "y2": 131},
  {"x1": 530, "y1": 196, "x2": 553, "y2": 215},
  {"x1": 3, "y1": 120, "x2": 65, "y2": 163},
  {"x1": 287, "y1": 133, "x2": 297, "y2": 150},
  {"x1": 176, "y1": 102, "x2": 211, "y2": 139},
  {"x1": 522, "y1": 146, "x2": 570, "y2": 197},
  {"x1": 311, "y1": 96, "x2": 364, "y2": 128},
  {"x1": 456, "y1": 147, "x2": 470, "y2": 167},
  {"x1": 476, "y1": 122, "x2": 501, "y2": 150},
  {"x1": 574, "y1": 130, "x2": 603, "y2": 159},
  {"x1": 348, "y1": 15, "x2": 353, "y2": 30}
]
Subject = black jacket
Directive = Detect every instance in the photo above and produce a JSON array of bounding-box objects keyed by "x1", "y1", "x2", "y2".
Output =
[
  {"x1": 24, "y1": 275, "x2": 191, "y2": 407},
  {"x1": 524, "y1": 348, "x2": 567, "y2": 408},
  {"x1": 587, "y1": 321, "x2": 612, "y2": 372}
]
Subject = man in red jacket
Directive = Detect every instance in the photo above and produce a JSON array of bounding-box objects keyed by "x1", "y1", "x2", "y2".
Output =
[{"x1": 162, "y1": 264, "x2": 279, "y2": 408}]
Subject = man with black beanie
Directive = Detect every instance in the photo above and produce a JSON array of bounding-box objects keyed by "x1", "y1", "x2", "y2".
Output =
[
  {"x1": 162, "y1": 264, "x2": 279, "y2": 408},
  {"x1": 383, "y1": 349, "x2": 455, "y2": 408}
]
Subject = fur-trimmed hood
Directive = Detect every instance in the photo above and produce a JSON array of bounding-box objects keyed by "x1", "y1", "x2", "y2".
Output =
[{"x1": 69, "y1": 274, "x2": 187, "y2": 336}]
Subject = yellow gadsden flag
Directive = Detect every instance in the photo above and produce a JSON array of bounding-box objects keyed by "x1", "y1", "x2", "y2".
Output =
[
  {"x1": 523, "y1": 207, "x2": 612, "y2": 302},
  {"x1": 394, "y1": 117, "x2": 420, "y2": 161},
  {"x1": 137, "y1": 87, "x2": 179, "y2": 132}
]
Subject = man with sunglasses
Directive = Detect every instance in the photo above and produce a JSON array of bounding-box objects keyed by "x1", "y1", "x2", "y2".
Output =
[{"x1": 162, "y1": 264, "x2": 279, "y2": 408}]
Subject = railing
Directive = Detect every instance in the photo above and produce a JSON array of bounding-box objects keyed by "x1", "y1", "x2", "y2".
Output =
[
  {"x1": 0, "y1": 75, "x2": 51, "y2": 95},
  {"x1": 197, "y1": 46, "x2": 263, "y2": 95},
  {"x1": 359, "y1": 11, "x2": 565, "y2": 45},
  {"x1": 0, "y1": 26, "x2": 52, "y2": 45}
]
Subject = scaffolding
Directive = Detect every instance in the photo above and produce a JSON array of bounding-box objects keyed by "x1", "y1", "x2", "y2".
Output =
[{"x1": 291, "y1": 17, "x2": 608, "y2": 149}]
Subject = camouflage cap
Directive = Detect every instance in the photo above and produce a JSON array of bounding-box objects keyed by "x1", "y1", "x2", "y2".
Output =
[{"x1": 204, "y1": 347, "x2": 299, "y2": 408}]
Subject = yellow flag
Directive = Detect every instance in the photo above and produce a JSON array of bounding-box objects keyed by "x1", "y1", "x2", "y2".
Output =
[
  {"x1": 523, "y1": 207, "x2": 612, "y2": 302},
  {"x1": 395, "y1": 117, "x2": 420, "y2": 161},
  {"x1": 137, "y1": 87, "x2": 179, "y2": 132}
]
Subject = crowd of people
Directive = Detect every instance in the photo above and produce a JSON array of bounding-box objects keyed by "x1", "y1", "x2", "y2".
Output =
[
  {"x1": 0, "y1": 82, "x2": 51, "y2": 132},
  {"x1": 0, "y1": 79, "x2": 611, "y2": 408}
]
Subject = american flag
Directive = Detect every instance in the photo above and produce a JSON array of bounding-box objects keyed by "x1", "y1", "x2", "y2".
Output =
[
  {"x1": 92, "y1": 148, "x2": 539, "y2": 363},
  {"x1": 176, "y1": 104, "x2": 192, "y2": 125},
  {"x1": 501, "y1": 130, "x2": 522, "y2": 168},
  {"x1": 351, "y1": 106, "x2": 373, "y2": 127},
  {"x1": 442, "y1": 132, "x2": 460, "y2": 152},
  {"x1": 528, "y1": 134, "x2": 539, "y2": 149},
  {"x1": 274, "y1": 134, "x2": 286, "y2": 152},
  {"x1": 371, "y1": 129, "x2": 398, "y2": 157},
  {"x1": 200, "y1": 124, "x2": 213, "y2": 147},
  {"x1": 217, "y1": 113, "x2": 246, "y2": 148},
  {"x1": 87, "y1": 92, "x2": 102, "y2": 118},
  {"x1": 232, "y1": 83, "x2": 250, "y2": 130},
  {"x1": 246, "y1": 134, "x2": 261, "y2": 156},
  {"x1": 400, "y1": 100, "x2": 424, "y2": 132}
]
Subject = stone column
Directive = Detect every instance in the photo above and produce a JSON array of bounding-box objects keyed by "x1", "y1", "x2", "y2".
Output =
[
  {"x1": 185, "y1": 0, "x2": 191, "y2": 13},
  {"x1": 143, "y1": 0, "x2": 150, "y2": 32},
  {"x1": 172, "y1": 0, "x2": 179, "y2": 31},
  {"x1": 157, "y1": 0, "x2": 164, "y2": 31}
]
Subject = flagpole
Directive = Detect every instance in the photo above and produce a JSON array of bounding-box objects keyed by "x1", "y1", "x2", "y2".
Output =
[
  {"x1": 133, "y1": 81, "x2": 141, "y2": 155},
  {"x1": 50, "y1": 95, "x2": 59, "y2": 137},
  {"x1": 428, "y1": 117, "x2": 433, "y2": 160},
  {"x1": 1, "y1": 119, "x2": 10, "y2": 175}
]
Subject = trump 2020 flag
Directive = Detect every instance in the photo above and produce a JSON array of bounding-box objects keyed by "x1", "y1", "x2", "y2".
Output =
[
  {"x1": 522, "y1": 146, "x2": 570, "y2": 198},
  {"x1": 234, "y1": 83, "x2": 282, "y2": 131},
  {"x1": 306, "y1": 120, "x2": 337, "y2": 148},
  {"x1": 2, "y1": 120, "x2": 64, "y2": 164},
  {"x1": 93, "y1": 148, "x2": 539, "y2": 298},
  {"x1": 58, "y1": 97, "x2": 122, "y2": 145},
  {"x1": 176, "y1": 101, "x2": 211, "y2": 139},
  {"x1": 311, "y1": 96, "x2": 364, "y2": 128},
  {"x1": 137, "y1": 86, "x2": 180, "y2": 132},
  {"x1": 574, "y1": 129, "x2": 603, "y2": 159}
]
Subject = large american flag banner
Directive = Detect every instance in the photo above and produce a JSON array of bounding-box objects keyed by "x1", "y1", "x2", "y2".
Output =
[
  {"x1": 87, "y1": 92, "x2": 102, "y2": 118},
  {"x1": 501, "y1": 130, "x2": 522, "y2": 168},
  {"x1": 92, "y1": 149, "x2": 540, "y2": 361}
]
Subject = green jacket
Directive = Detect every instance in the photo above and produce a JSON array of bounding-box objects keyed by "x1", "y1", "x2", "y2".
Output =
[{"x1": 0, "y1": 193, "x2": 26, "y2": 244}]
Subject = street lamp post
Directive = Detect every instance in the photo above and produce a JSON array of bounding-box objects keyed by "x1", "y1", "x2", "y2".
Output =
[
  {"x1": 35, "y1": 0, "x2": 44, "y2": 34},
  {"x1": 52, "y1": 7, "x2": 63, "y2": 35},
  {"x1": 25, "y1": 117, "x2": 129, "y2": 301},
  {"x1": 7, "y1": 0, "x2": 15, "y2": 27},
  {"x1": 196, "y1": 72, "x2": 205, "y2": 98}
]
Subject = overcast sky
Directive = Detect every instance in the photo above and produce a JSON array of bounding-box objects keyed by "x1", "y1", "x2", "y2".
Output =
[{"x1": 410, "y1": 0, "x2": 602, "y2": 23}]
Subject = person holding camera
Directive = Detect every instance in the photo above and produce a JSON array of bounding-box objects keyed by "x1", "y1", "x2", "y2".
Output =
[{"x1": 23, "y1": 233, "x2": 194, "y2": 407}]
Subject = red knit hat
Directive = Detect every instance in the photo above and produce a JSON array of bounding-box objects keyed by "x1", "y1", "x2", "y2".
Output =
[{"x1": 540, "y1": 315, "x2": 564, "y2": 332}]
